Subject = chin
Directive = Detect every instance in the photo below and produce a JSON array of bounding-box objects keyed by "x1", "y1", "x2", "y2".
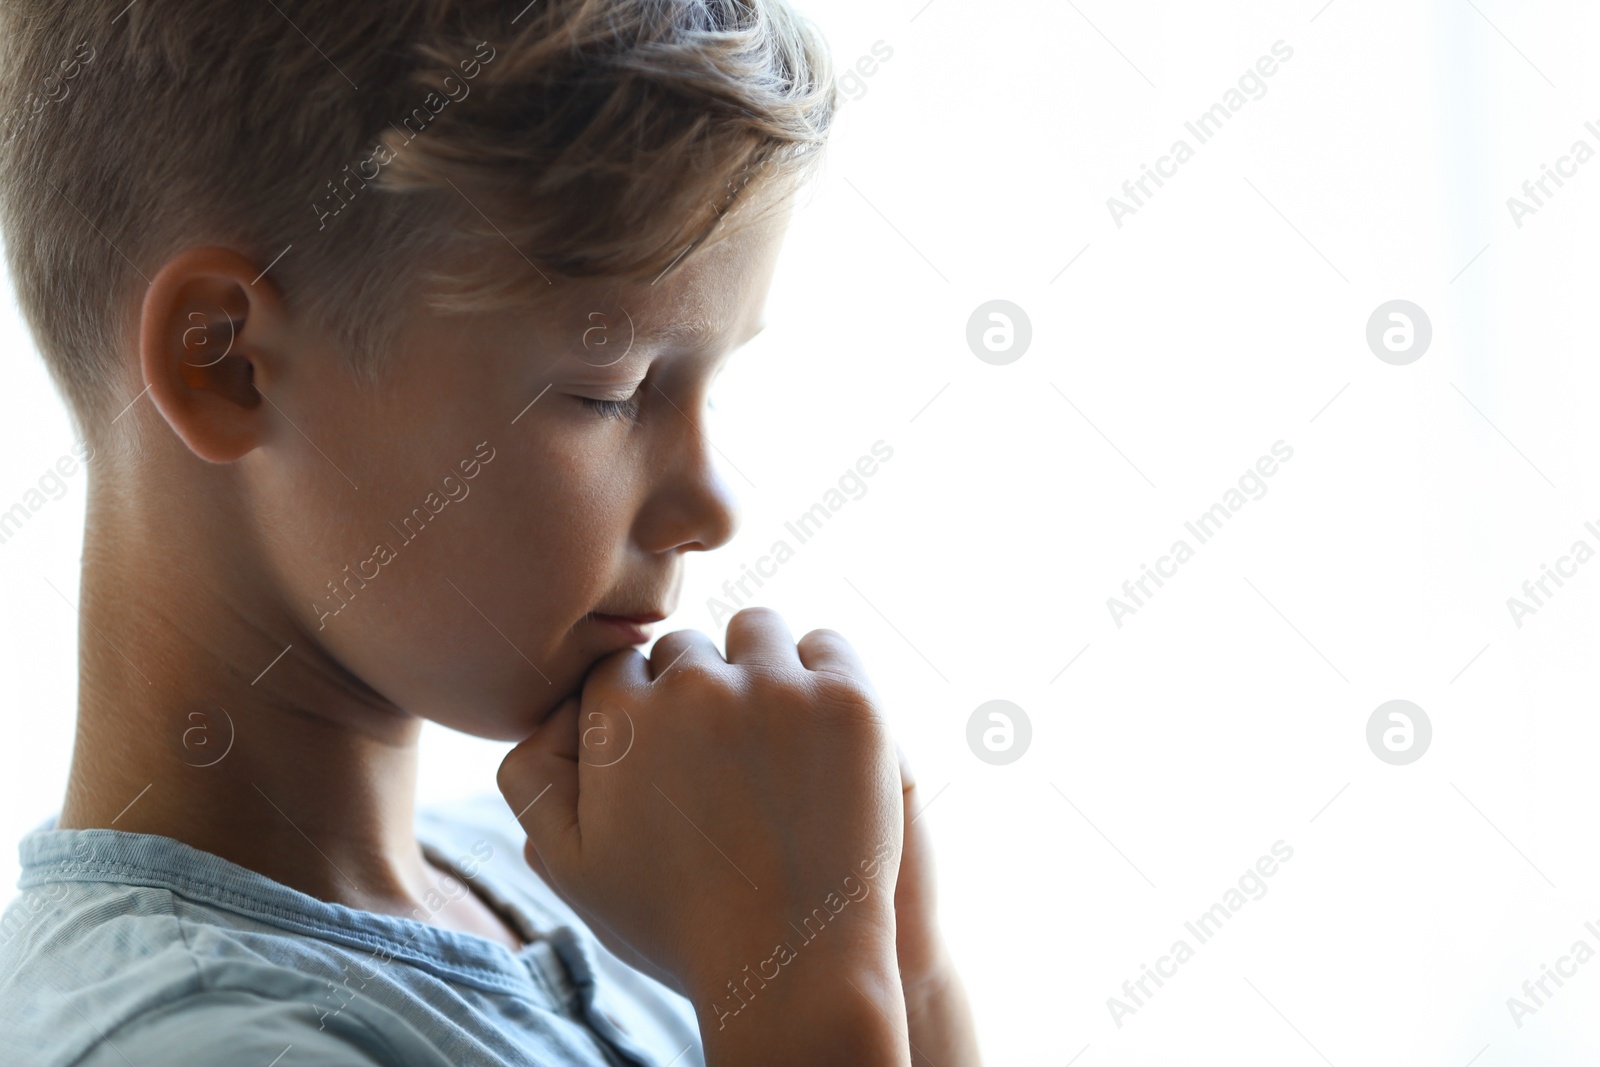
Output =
[{"x1": 425, "y1": 686, "x2": 578, "y2": 744}]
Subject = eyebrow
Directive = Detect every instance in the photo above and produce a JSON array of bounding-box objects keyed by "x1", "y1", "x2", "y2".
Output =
[
  {"x1": 640, "y1": 314, "x2": 766, "y2": 349},
  {"x1": 645, "y1": 316, "x2": 707, "y2": 344}
]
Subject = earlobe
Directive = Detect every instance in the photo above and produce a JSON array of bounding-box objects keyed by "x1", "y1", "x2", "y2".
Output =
[{"x1": 140, "y1": 247, "x2": 285, "y2": 464}]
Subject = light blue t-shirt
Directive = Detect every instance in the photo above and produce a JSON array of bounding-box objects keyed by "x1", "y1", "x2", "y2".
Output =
[{"x1": 0, "y1": 794, "x2": 706, "y2": 1066}]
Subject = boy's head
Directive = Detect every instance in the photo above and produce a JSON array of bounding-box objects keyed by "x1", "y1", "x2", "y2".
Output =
[{"x1": 0, "y1": 0, "x2": 835, "y2": 740}]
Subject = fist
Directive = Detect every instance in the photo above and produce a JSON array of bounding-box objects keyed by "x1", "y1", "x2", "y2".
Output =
[{"x1": 497, "y1": 608, "x2": 905, "y2": 1003}]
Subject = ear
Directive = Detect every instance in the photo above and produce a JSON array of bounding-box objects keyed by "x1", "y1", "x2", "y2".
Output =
[{"x1": 139, "y1": 246, "x2": 291, "y2": 464}]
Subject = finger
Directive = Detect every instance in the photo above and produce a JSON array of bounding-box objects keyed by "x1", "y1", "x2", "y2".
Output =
[
  {"x1": 584, "y1": 646, "x2": 653, "y2": 694},
  {"x1": 724, "y1": 606, "x2": 803, "y2": 669},
  {"x1": 796, "y1": 627, "x2": 869, "y2": 679},
  {"x1": 646, "y1": 628, "x2": 723, "y2": 681},
  {"x1": 497, "y1": 694, "x2": 582, "y2": 876},
  {"x1": 534, "y1": 691, "x2": 582, "y2": 761},
  {"x1": 896, "y1": 739, "x2": 919, "y2": 801},
  {"x1": 576, "y1": 651, "x2": 649, "y2": 767}
]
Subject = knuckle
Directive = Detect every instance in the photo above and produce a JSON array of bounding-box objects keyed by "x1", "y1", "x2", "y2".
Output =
[
  {"x1": 582, "y1": 655, "x2": 637, "y2": 701},
  {"x1": 592, "y1": 646, "x2": 642, "y2": 675},
  {"x1": 805, "y1": 669, "x2": 877, "y2": 719},
  {"x1": 655, "y1": 655, "x2": 723, "y2": 691},
  {"x1": 496, "y1": 747, "x2": 532, "y2": 795},
  {"x1": 801, "y1": 626, "x2": 848, "y2": 645},
  {"x1": 653, "y1": 631, "x2": 708, "y2": 663},
  {"x1": 737, "y1": 660, "x2": 811, "y2": 689}
]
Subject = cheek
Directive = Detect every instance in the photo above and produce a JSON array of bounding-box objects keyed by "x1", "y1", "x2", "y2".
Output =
[
  {"x1": 262, "y1": 421, "x2": 639, "y2": 739},
  {"x1": 463, "y1": 449, "x2": 625, "y2": 624},
  {"x1": 415, "y1": 445, "x2": 638, "y2": 734}
]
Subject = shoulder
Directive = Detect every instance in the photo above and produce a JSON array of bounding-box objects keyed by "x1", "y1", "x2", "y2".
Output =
[
  {"x1": 0, "y1": 880, "x2": 444, "y2": 1067},
  {"x1": 70, "y1": 986, "x2": 450, "y2": 1067}
]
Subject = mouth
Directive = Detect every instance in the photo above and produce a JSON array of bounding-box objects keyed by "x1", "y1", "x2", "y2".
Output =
[{"x1": 586, "y1": 610, "x2": 667, "y2": 645}]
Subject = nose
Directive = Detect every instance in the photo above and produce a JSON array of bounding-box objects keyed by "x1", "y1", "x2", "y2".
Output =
[{"x1": 635, "y1": 423, "x2": 741, "y2": 555}]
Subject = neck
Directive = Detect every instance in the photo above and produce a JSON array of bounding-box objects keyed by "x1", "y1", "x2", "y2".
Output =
[{"x1": 58, "y1": 462, "x2": 436, "y2": 915}]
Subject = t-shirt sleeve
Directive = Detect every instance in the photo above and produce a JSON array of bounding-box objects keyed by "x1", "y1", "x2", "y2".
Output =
[{"x1": 72, "y1": 989, "x2": 455, "y2": 1067}]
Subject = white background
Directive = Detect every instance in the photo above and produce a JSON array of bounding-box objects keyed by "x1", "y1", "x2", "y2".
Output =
[{"x1": 5, "y1": 1, "x2": 1600, "y2": 1063}]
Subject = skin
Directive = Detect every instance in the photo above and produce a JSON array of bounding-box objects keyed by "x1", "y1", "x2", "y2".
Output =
[{"x1": 56, "y1": 189, "x2": 978, "y2": 1063}]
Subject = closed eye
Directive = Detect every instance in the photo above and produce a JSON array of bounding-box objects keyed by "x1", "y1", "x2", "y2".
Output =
[{"x1": 579, "y1": 393, "x2": 642, "y2": 422}]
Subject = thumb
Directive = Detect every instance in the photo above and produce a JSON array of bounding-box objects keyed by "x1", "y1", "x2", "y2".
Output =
[{"x1": 498, "y1": 695, "x2": 583, "y2": 882}]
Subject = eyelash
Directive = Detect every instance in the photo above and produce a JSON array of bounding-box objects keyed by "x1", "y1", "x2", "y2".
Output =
[{"x1": 580, "y1": 393, "x2": 643, "y2": 422}]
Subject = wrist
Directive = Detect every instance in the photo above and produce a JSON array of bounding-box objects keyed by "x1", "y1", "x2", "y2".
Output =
[
  {"x1": 901, "y1": 945, "x2": 984, "y2": 1067},
  {"x1": 697, "y1": 943, "x2": 909, "y2": 1067},
  {"x1": 684, "y1": 899, "x2": 899, "y2": 1007},
  {"x1": 901, "y1": 935, "x2": 956, "y2": 1004}
]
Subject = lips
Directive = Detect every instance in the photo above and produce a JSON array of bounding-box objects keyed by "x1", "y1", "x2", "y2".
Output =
[
  {"x1": 586, "y1": 575, "x2": 679, "y2": 643},
  {"x1": 587, "y1": 611, "x2": 665, "y2": 645},
  {"x1": 590, "y1": 611, "x2": 667, "y2": 625}
]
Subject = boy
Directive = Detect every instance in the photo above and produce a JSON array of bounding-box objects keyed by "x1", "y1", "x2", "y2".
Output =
[{"x1": 0, "y1": 1, "x2": 981, "y2": 1064}]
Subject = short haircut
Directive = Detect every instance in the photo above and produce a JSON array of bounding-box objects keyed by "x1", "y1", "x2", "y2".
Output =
[{"x1": 0, "y1": 0, "x2": 835, "y2": 444}]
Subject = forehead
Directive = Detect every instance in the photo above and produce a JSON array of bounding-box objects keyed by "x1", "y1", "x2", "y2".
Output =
[{"x1": 573, "y1": 214, "x2": 785, "y2": 349}]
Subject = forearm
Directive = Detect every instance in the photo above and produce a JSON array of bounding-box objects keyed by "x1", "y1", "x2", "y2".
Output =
[{"x1": 905, "y1": 950, "x2": 983, "y2": 1067}]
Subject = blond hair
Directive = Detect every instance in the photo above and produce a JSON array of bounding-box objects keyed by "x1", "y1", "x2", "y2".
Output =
[{"x1": 0, "y1": 0, "x2": 835, "y2": 445}]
